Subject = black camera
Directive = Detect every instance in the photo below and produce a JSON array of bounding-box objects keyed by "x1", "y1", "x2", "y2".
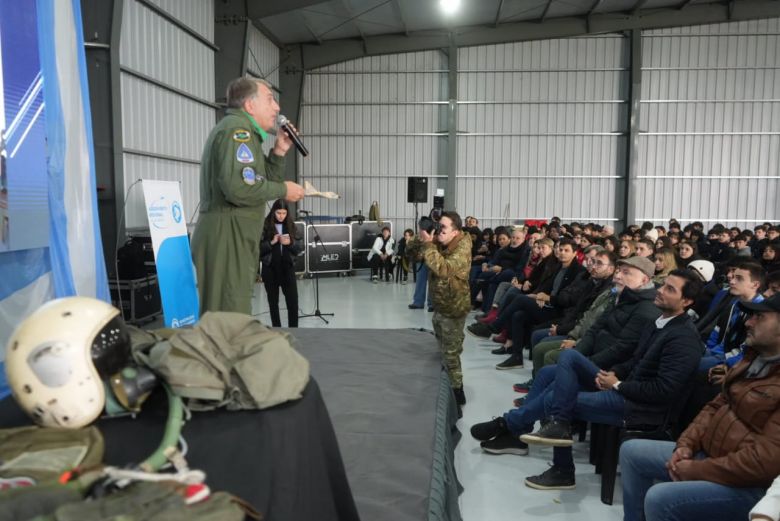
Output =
[{"x1": 419, "y1": 216, "x2": 441, "y2": 234}]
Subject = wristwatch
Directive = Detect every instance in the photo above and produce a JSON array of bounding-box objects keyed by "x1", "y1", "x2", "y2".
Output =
[{"x1": 612, "y1": 381, "x2": 622, "y2": 391}]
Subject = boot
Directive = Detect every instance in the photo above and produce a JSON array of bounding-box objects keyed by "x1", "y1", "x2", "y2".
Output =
[{"x1": 477, "y1": 308, "x2": 499, "y2": 324}]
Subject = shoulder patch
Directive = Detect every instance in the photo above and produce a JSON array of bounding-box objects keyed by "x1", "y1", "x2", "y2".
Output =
[
  {"x1": 236, "y1": 143, "x2": 254, "y2": 164},
  {"x1": 242, "y1": 167, "x2": 256, "y2": 185},
  {"x1": 232, "y1": 129, "x2": 251, "y2": 142}
]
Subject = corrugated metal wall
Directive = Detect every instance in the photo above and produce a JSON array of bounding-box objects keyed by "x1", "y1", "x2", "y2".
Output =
[
  {"x1": 639, "y1": 18, "x2": 780, "y2": 228},
  {"x1": 120, "y1": 0, "x2": 215, "y2": 228},
  {"x1": 300, "y1": 51, "x2": 448, "y2": 234},
  {"x1": 246, "y1": 25, "x2": 280, "y2": 90},
  {"x1": 245, "y1": 25, "x2": 279, "y2": 157},
  {"x1": 457, "y1": 36, "x2": 628, "y2": 229}
]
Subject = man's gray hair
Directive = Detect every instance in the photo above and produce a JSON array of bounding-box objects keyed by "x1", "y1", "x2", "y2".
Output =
[{"x1": 226, "y1": 77, "x2": 273, "y2": 109}]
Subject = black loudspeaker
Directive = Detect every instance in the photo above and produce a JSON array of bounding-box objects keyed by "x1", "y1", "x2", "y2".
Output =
[{"x1": 407, "y1": 177, "x2": 428, "y2": 203}]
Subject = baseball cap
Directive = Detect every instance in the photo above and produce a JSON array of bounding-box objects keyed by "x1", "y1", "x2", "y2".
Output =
[
  {"x1": 616, "y1": 256, "x2": 655, "y2": 278},
  {"x1": 687, "y1": 260, "x2": 715, "y2": 283},
  {"x1": 739, "y1": 294, "x2": 780, "y2": 314}
]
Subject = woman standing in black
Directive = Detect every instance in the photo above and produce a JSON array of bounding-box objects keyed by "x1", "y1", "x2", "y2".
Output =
[{"x1": 260, "y1": 200, "x2": 301, "y2": 327}]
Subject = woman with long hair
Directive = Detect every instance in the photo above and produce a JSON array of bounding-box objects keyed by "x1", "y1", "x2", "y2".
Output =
[
  {"x1": 653, "y1": 248, "x2": 678, "y2": 285},
  {"x1": 618, "y1": 239, "x2": 637, "y2": 259},
  {"x1": 259, "y1": 200, "x2": 301, "y2": 327}
]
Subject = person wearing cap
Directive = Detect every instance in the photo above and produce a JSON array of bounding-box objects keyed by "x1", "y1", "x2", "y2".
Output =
[
  {"x1": 619, "y1": 292, "x2": 780, "y2": 521},
  {"x1": 686, "y1": 259, "x2": 718, "y2": 319},
  {"x1": 469, "y1": 269, "x2": 704, "y2": 490}
]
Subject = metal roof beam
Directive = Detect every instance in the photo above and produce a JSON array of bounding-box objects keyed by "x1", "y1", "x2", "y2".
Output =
[
  {"x1": 295, "y1": 0, "x2": 780, "y2": 69},
  {"x1": 494, "y1": 0, "x2": 505, "y2": 26},
  {"x1": 248, "y1": 0, "x2": 333, "y2": 20},
  {"x1": 392, "y1": 0, "x2": 409, "y2": 35},
  {"x1": 539, "y1": 0, "x2": 555, "y2": 22}
]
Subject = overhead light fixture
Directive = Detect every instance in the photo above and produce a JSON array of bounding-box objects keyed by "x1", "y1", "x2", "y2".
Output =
[{"x1": 440, "y1": 0, "x2": 461, "y2": 15}]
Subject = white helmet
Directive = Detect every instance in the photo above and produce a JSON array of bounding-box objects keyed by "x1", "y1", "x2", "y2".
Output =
[
  {"x1": 5, "y1": 297, "x2": 131, "y2": 428},
  {"x1": 688, "y1": 260, "x2": 715, "y2": 283}
]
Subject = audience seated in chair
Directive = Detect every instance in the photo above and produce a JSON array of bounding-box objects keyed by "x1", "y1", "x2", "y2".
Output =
[
  {"x1": 619, "y1": 293, "x2": 780, "y2": 521},
  {"x1": 368, "y1": 226, "x2": 395, "y2": 283},
  {"x1": 469, "y1": 269, "x2": 703, "y2": 491}
]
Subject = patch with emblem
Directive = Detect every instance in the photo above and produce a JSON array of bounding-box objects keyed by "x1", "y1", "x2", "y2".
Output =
[
  {"x1": 236, "y1": 143, "x2": 254, "y2": 164},
  {"x1": 242, "y1": 167, "x2": 256, "y2": 185},
  {"x1": 232, "y1": 129, "x2": 251, "y2": 142}
]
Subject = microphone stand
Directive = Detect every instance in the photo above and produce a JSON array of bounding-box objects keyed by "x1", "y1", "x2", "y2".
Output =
[{"x1": 298, "y1": 213, "x2": 334, "y2": 324}]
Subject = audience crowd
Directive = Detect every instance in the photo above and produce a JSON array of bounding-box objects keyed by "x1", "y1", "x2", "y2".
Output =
[{"x1": 399, "y1": 216, "x2": 780, "y2": 521}]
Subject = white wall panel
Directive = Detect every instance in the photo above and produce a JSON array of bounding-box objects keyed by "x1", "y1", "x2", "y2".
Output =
[
  {"x1": 120, "y1": 75, "x2": 213, "y2": 162},
  {"x1": 120, "y1": 0, "x2": 214, "y2": 100},
  {"x1": 246, "y1": 24, "x2": 280, "y2": 89},
  {"x1": 119, "y1": 0, "x2": 215, "y2": 228},
  {"x1": 638, "y1": 19, "x2": 780, "y2": 227},
  {"x1": 147, "y1": 0, "x2": 214, "y2": 41},
  {"x1": 300, "y1": 51, "x2": 447, "y2": 234},
  {"x1": 457, "y1": 36, "x2": 628, "y2": 229}
]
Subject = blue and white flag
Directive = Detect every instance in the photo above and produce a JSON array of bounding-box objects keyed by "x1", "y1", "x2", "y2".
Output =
[{"x1": 0, "y1": 0, "x2": 108, "y2": 398}]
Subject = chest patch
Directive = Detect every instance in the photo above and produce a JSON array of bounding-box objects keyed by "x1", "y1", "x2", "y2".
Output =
[
  {"x1": 242, "y1": 167, "x2": 256, "y2": 185},
  {"x1": 236, "y1": 143, "x2": 254, "y2": 164},
  {"x1": 232, "y1": 129, "x2": 251, "y2": 142}
]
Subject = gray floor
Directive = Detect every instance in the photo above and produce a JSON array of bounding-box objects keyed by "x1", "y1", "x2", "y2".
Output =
[{"x1": 252, "y1": 274, "x2": 625, "y2": 521}]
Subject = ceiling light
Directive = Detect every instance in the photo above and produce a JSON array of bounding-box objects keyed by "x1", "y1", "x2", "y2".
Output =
[{"x1": 440, "y1": 0, "x2": 461, "y2": 15}]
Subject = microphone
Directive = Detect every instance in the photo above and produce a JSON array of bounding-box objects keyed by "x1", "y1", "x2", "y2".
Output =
[{"x1": 277, "y1": 115, "x2": 309, "y2": 157}]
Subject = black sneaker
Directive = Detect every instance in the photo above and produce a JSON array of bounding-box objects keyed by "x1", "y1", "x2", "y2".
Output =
[
  {"x1": 490, "y1": 346, "x2": 510, "y2": 355},
  {"x1": 496, "y1": 354, "x2": 524, "y2": 370},
  {"x1": 513, "y1": 378, "x2": 534, "y2": 393},
  {"x1": 520, "y1": 418, "x2": 573, "y2": 447},
  {"x1": 453, "y1": 387, "x2": 466, "y2": 406},
  {"x1": 524, "y1": 465, "x2": 576, "y2": 490},
  {"x1": 470, "y1": 416, "x2": 508, "y2": 441},
  {"x1": 467, "y1": 322, "x2": 493, "y2": 339},
  {"x1": 408, "y1": 304, "x2": 424, "y2": 309},
  {"x1": 427, "y1": 306, "x2": 434, "y2": 312},
  {"x1": 480, "y1": 431, "x2": 529, "y2": 456}
]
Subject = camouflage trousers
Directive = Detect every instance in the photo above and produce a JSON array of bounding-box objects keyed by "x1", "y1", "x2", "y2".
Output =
[{"x1": 432, "y1": 312, "x2": 466, "y2": 389}]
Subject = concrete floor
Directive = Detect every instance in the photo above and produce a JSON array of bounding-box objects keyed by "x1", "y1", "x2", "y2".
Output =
[{"x1": 253, "y1": 273, "x2": 625, "y2": 521}]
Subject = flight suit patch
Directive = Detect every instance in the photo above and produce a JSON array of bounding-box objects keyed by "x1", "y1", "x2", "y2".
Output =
[
  {"x1": 242, "y1": 167, "x2": 256, "y2": 185},
  {"x1": 233, "y1": 129, "x2": 251, "y2": 142},
  {"x1": 236, "y1": 143, "x2": 254, "y2": 163}
]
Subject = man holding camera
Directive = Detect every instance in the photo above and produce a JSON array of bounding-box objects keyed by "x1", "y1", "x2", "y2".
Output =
[{"x1": 418, "y1": 211, "x2": 472, "y2": 408}]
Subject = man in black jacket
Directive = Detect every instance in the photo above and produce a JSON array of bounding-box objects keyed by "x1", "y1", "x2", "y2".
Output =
[
  {"x1": 561, "y1": 256, "x2": 661, "y2": 370},
  {"x1": 470, "y1": 269, "x2": 703, "y2": 490},
  {"x1": 481, "y1": 238, "x2": 586, "y2": 369}
]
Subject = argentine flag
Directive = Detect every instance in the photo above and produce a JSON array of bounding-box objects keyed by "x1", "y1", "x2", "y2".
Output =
[{"x1": 0, "y1": 0, "x2": 109, "y2": 398}]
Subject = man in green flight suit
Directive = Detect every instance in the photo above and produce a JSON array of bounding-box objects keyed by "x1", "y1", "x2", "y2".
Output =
[
  {"x1": 191, "y1": 77, "x2": 305, "y2": 315},
  {"x1": 418, "y1": 211, "x2": 472, "y2": 409}
]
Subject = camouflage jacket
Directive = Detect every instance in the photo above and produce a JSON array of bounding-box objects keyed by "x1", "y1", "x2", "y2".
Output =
[{"x1": 421, "y1": 233, "x2": 472, "y2": 318}]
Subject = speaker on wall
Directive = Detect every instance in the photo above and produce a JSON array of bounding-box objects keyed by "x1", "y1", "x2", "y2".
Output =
[{"x1": 407, "y1": 177, "x2": 428, "y2": 203}]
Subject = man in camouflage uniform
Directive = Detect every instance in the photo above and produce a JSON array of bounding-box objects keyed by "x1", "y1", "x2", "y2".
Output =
[
  {"x1": 191, "y1": 78, "x2": 305, "y2": 315},
  {"x1": 418, "y1": 211, "x2": 472, "y2": 407}
]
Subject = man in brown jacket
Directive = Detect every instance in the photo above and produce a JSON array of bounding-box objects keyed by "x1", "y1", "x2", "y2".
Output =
[
  {"x1": 418, "y1": 211, "x2": 471, "y2": 408},
  {"x1": 619, "y1": 292, "x2": 780, "y2": 521}
]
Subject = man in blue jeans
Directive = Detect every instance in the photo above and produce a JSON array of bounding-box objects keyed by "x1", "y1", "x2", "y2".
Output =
[
  {"x1": 409, "y1": 262, "x2": 433, "y2": 311},
  {"x1": 619, "y1": 292, "x2": 780, "y2": 521},
  {"x1": 470, "y1": 269, "x2": 703, "y2": 490}
]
